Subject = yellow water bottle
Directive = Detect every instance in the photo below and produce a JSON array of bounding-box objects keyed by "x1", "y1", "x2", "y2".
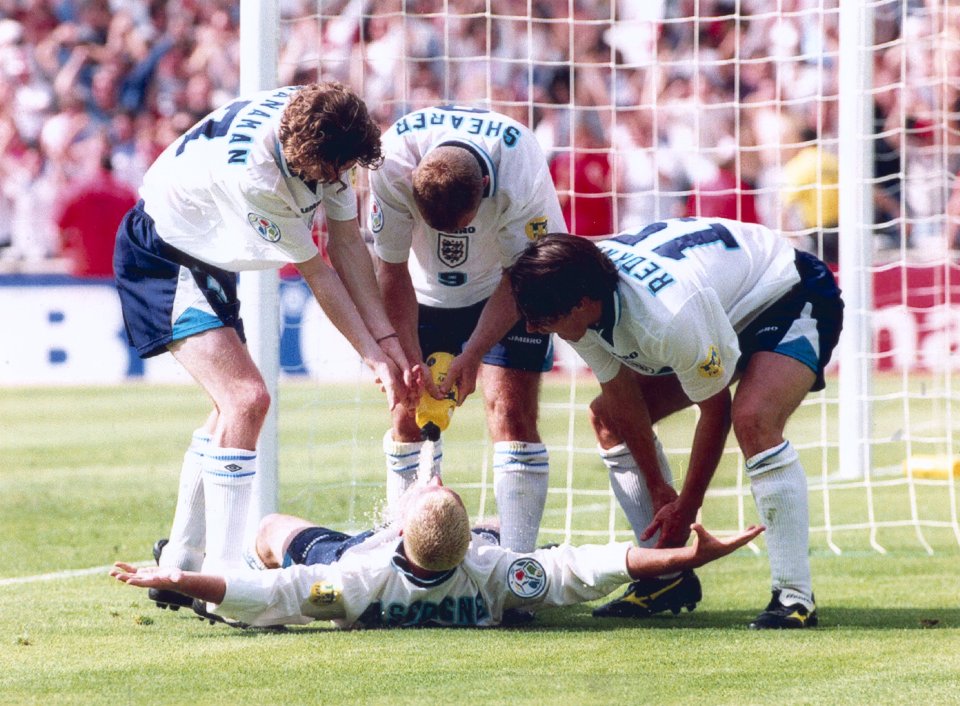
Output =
[{"x1": 416, "y1": 352, "x2": 458, "y2": 441}]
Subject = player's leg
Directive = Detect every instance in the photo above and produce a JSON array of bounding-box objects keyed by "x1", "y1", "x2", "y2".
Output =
[
  {"x1": 736, "y1": 250, "x2": 842, "y2": 629},
  {"x1": 157, "y1": 410, "x2": 216, "y2": 574},
  {"x1": 383, "y1": 405, "x2": 442, "y2": 509},
  {"x1": 481, "y1": 365, "x2": 549, "y2": 553},
  {"x1": 589, "y1": 373, "x2": 691, "y2": 547},
  {"x1": 381, "y1": 302, "x2": 478, "y2": 509},
  {"x1": 735, "y1": 352, "x2": 818, "y2": 628},
  {"x1": 171, "y1": 327, "x2": 270, "y2": 572},
  {"x1": 589, "y1": 374, "x2": 702, "y2": 618},
  {"x1": 254, "y1": 513, "x2": 317, "y2": 569}
]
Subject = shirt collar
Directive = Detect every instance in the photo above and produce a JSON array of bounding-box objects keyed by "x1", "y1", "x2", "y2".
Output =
[
  {"x1": 275, "y1": 137, "x2": 320, "y2": 192},
  {"x1": 434, "y1": 139, "x2": 496, "y2": 197},
  {"x1": 588, "y1": 287, "x2": 620, "y2": 345},
  {"x1": 392, "y1": 540, "x2": 457, "y2": 587}
]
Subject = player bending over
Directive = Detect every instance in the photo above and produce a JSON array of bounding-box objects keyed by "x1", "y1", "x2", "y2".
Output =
[
  {"x1": 112, "y1": 476, "x2": 763, "y2": 629},
  {"x1": 507, "y1": 218, "x2": 843, "y2": 628},
  {"x1": 113, "y1": 83, "x2": 417, "y2": 612},
  {"x1": 370, "y1": 105, "x2": 565, "y2": 553}
]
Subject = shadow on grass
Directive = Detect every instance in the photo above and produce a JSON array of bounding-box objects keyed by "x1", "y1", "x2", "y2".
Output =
[{"x1": 169, "y1": 603, "x2": 960, "y2": 637}]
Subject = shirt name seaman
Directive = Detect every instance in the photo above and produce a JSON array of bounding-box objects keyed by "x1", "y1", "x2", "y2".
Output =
[
  {"x1": 598, "y1": 243, "x2": 676, "y2": 296},
  {"x1": 394, "y1": 108, "x2": 521, "y2": 147}
]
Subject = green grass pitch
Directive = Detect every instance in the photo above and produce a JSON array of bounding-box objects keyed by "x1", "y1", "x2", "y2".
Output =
[{"x1": 2, "y1": 379, "x2": 959, "y2": 705}]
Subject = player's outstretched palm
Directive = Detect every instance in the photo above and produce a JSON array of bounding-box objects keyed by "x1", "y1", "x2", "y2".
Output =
[{"x1": 688, "y1": 523, "x2": 764, "y2": 566}]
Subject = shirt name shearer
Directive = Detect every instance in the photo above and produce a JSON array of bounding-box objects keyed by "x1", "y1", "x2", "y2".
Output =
[
  {"x1": 393, "y1": 109, "x2": 522, "y2": 147},
  {"x1": 600, "y1": 245, "x2": 676, "y2": 295}
]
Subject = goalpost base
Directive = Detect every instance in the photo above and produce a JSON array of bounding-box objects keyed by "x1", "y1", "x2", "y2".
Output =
[{"x1": 903, "y1": 455, "x2": 960, "y2": 480}]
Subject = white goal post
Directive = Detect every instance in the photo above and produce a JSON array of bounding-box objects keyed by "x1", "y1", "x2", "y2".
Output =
[{"x1": 244, "y1": 0, "x2": 960, "y2": 553}]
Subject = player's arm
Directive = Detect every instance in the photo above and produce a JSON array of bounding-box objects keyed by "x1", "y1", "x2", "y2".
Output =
[
  {"x1": 111, "y1": 563, "x2": 226, "y2": 604},
  {"x1": 295, "y1": 252, "x2": 410, "y2": 411},
  {"x1": 499, "y1": 523, "x2": 763, "y2": 610},
  {"x1": 641, "y1": 291, "x2": 737, "y2": 546},
  {"x1": 626, "y1": 522, "x2": 763, "y2": 578},
  {"x1": 641, "y1": 387, "x2": 731, "y2": 548},
  {"x1": 326, "y1": 217, "x2": 416, "y2": 399},
  {"x1": 440, "y1": 273, "x2": 519, "y2": 403},
  {"x1": 598, "y1": 367, "x2": 680, "y2": 512},
  {"x1": 376, "y1": 256, "x2": 427, "y2": 388}
]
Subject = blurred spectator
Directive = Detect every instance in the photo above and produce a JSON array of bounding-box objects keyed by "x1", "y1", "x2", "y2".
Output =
[
  {"x1": 780, "y1": 126, "x2": 840, "y2": 264},
  {"x1": 549, "y1": 110, "x2": 614, "y2": 237},
  {"x1": 55, "y1": 150, "x2": 136, "y2": 277},
  {"x1": 0, "y1": 0, "x2": 955, "y2": 270},
  {"x1": 685, "y1": 137, "x2": 761, "y2": 224}
]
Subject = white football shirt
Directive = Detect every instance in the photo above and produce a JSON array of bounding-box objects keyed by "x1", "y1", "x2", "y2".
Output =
[
  {"x1": 215, "y1": 526, "x2": 631, "y2": 628},
  {"x1": 569, "y1": 218, "x2": 800, "y2": 402},
  {"x1": 139, "y1": 86, "x2": 357, "y2": 271},
  {"x1": 370, "y1": 106, "x2": 564, "y2": 308}
]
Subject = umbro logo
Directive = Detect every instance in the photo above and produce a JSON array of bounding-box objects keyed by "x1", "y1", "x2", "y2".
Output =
[
  {"x1": 224, "y1": 463, "x2": 243, "y2": 472},
  {"x1": 756, "y1": 326, "x2": 780, "y2": 335}
]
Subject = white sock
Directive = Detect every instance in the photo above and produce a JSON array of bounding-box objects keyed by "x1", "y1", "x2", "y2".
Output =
[
  {"x1": 159, "y1": 428, "x2": 209, "y2": 571},
  {"x1": 746, "y1": 440, "x2": 813, "y2": 608},
  {"x1": 493, "y1": 441, "x2": 550, "y2": 552},
  {"x1": 201, "y1": 447, "x2": 256, "y2": 572},
  {"x1": 600, "y1": 437, "x2": 674, "y2": 548},
  {"x1": 383, "y1": 430, "x2": 442, "y2": 507}
]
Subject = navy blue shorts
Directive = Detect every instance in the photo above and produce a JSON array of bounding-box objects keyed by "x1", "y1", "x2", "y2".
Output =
[
  {"x1": 113, "y1": 201, "x2": 245, "y2": 359},
  {"x1": 737, "y1": 250, "x2": 843, "y2": 391},
  {"x1": 417, "y1": 300, "x2": 554, "y2": 373},
  {"x1": 283, "y1": 527, "x2": 376, "y2": 567}
]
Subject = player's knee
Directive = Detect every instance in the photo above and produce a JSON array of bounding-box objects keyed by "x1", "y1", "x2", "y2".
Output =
[
  {"x1": 588, "y1": 396, "x2": 621, "y2": 447},
  {"x1": 732, "y1": 403, "x2": 779, "y2": 454},
  {"x1": 485, "y1": 399, "x2": 538, "y2": 440},
  {"x1": 228, "y1": 379, "x2": 271, "y2": 425}
]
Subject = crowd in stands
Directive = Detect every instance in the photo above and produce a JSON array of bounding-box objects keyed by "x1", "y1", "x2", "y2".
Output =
[{"x1": 0, "y1": 0, "x2": 956, "y2": 275}]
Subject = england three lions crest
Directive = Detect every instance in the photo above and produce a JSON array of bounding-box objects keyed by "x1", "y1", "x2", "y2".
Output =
[{"x1": 438, "y1": 233, "x2": 468, "y2": 268}]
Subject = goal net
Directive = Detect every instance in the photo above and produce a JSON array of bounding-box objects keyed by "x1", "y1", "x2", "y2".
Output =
[{"x1": 265, "y1": 0, "x2": 960, "y2": 554}]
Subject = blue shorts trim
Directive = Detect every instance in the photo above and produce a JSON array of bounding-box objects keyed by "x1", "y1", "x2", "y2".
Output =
[
  {"x1": 737, "y1": 250, "x2": 843, "y2": 391},
  {"x1": 417, "y1": 300, "x2": 553, "y2": 373},
  {"x1": 283, "y1": 526, "x2": 376, "y2": 567},
  {"x1": 113, "y1": 201, "x2": 245, "y2": 359}
]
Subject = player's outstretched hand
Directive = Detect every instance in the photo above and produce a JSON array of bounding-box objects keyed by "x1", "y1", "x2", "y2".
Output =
[
  {"x1": 110, "y1": 562, "x2": 181, "y2": 590},
  {"x1": 688, "y1": 523, "x2": 764, "y2": 566}
]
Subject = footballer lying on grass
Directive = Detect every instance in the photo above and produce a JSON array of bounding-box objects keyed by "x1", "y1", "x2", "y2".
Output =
[{"x1": 112, "y1": 477, "x2": 763, "y2": 629}]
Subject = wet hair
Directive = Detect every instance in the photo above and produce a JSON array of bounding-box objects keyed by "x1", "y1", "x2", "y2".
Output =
[
  {"x1": 279, "y1": 81, "x2": 383, "y2": 189},
  {"x1": 403, "y1": 488, "x2": 471, "y2": 572},
  {"x1": 507, "y1": 233, "x2": 619, "y2": 326},
  {"x1": 411, "y1": 146, "x2": 484, "y2": 232}
]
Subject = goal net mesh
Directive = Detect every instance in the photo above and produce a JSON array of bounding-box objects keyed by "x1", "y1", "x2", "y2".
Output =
[{"x1": 274, "y1": 0, "x2": 960, "y2": 554}]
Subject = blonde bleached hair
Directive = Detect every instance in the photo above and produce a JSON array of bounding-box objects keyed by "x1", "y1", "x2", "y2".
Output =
[{"x1": 402, "y1": 487, "x2": 472, "y2": 572}]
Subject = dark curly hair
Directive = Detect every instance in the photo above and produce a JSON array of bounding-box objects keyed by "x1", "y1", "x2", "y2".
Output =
[
  {"x1": 279, "y1": 82, "x2": 383, "y2": 189},
  {"x1": 507, "y1": 233, "x2": 619, "y2": 326}
]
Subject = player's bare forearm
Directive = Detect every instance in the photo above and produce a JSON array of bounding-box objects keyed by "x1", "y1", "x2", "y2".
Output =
[
  {"x1": 297, "y1": 255, "x2": 410, "y2": 409},
  {"x1": 376, "y1": 258, "x2": 423, "y2": 367},
  {"x1": 626, "y1": 523, "x2": 764, "y2": 579},
  {"x1": 459, "y1": 275, "x2": 519, "y2": 362},
  {"x1": 680, "y1": 389, "x2": 732, "y2": 511},
  {"x1": 110, "y1": 563, "x2": 226, "y2": 604},
  {"x1": 326, "y1": 218, "x2": 399, "y2": 345}
]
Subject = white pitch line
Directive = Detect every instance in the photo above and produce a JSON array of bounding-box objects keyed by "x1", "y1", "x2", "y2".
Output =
[{"x1": 0, "y1": 561, "x2": 152, "y2": 587}]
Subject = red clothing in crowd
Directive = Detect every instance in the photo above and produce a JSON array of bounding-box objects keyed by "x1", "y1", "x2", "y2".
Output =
[
  {"x1": 56, "y1": 167, "x2": 137, "y2": 277},
  {"x1": 685, "y1": 168, "x2": 760, "y2": 224},
  {"x1": 549, "y1": 150, "x2": 614, "y2": 237}
]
